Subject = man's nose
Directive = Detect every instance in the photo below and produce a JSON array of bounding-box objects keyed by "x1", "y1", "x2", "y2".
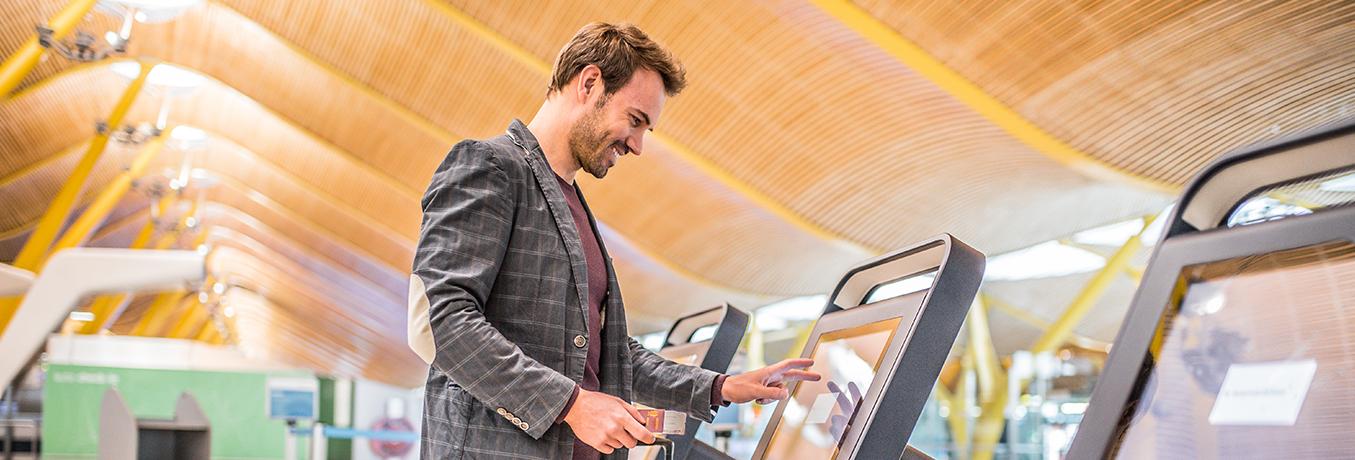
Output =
[{"x1": 627, "y1": 135, "x2": 643, "y2": 156}]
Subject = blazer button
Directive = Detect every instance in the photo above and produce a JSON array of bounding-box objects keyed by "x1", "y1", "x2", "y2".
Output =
[
  {"x1": 511, "y1": 417, "x2": 522, "y2": 425},
  {"x1": 520, "y1": 422, "x2": 530, "y2": 430},
  {"x1": 496, "y1": 408, "x2": 507, "y2": 416},
  {"x1": 573, "y1": 335, "x2": 587, "y2": 348}
]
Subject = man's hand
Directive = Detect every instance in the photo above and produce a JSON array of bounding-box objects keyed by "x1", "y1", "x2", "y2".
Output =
[
  {"x1": 563, "y1": 389, "x2": 656, "y2": 454},
  {"x1": 722, "y1": 358, "x2": 822, "y2": 404}
]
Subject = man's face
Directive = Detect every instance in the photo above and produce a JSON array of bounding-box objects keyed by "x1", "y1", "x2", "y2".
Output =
[{"x1": 567, "y1": 68, "x2": 665, "y2": 179}]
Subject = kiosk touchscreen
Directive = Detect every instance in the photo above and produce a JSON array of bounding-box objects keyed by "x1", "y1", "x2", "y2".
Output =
[
  {"x1": 751, "y1": 235, "x2": 984, "y2": 460},
  {"x1": 632, "y1": 304, "x2": 749, "y2": 460},
  {"x1": 1068, "y1": 121, "x2": 1355, "y2": 459}
]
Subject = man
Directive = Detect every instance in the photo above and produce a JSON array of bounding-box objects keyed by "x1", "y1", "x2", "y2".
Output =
[{"x1": 408, "y1": 22, "x2": 820, "y2": 459}]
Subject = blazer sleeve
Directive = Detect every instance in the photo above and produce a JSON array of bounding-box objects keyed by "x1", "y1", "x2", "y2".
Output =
[
  {"x1": 627, "y1": 336, "x2": 721, "y2": 422},
  {"x1": 412, "y1": 140, "x2": 576, "y2": 439}
]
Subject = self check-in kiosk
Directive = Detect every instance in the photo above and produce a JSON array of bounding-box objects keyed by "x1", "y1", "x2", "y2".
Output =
[
  {"x1": 632, "y1": 304, "x2": 749, "y2": 460},
  {"x1": 689, "y1": 235, "x2": 984, "y2": 460},
  {"x1": 1067, "y1": 121, "x2": 1355, "y2": 459},
  {"x1": 753, "y1": 235, "x2": 983, "y2": 460}
]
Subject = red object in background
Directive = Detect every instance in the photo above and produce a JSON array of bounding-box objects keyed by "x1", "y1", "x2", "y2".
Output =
[{"x1": 368, "y1": 417, "x2": 416, "y2": 458}]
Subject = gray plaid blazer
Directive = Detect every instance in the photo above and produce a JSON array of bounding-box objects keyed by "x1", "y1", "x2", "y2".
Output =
[{"x1": 411, "y1": 120, "x2": 720, "y2": 459}]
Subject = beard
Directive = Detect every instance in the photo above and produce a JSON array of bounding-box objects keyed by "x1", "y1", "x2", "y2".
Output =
[{"x1": 567, "y1": 98, "x2": 618, "y2": 179}]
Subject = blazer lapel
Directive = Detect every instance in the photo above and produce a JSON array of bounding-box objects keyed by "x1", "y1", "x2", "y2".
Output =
[{"x1": 507, "y1": 124, "x2": 591, "y2": 328}]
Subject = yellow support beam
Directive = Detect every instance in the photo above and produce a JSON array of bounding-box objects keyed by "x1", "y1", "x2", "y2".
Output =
[
  {"x1": 129, "y1": 207, "x2": 208, "y2": 336},
  {"x1": 0, "y1": 60, "x2": 152, "y2": 333},
  {"x1": 77, "y1": 193, "x2": 175, "y2": 334},
  {"x1": 970, "y1": 391, "x2": 1007, "y2": 460},
  {"x1": 166, "y1": 297, "x2": 207, "y2": 339},
  {"x1": 934, "y1": 380, "x2": 970, "y2": 460},
  {"x1": 808, "y1": 0, "x2": 1175, "y2": 194},
  {"x1": 972, "y1": 215, "x2": 1158, "y2": 459},
  {"x1": 130, "y1": 292, "x2": 191, "y2": 337},
  {"x1": 0, "y1": 0, "x2": 98, "y2": 98},
  {"x1": 196, "y1": 321, "x2": 221, "y2": 343},
  {"x1": 981, "y1": 293, "x2": 1111, "y2": 351},
  {"x1": 51, "y1": 134, "x2": 168, "y2": 253},
  {"x1": 965, "y1": 296, "x2": 1005, "y2": 405},
  {"x1": 1124, "y1": 264, "x2": 1145, "y2": 283},
  {"x1": 1030, "y1": 214, "x2": 1156, "y2": 354}
]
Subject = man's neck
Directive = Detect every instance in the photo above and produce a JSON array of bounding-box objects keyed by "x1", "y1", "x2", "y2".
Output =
[{"x1": 526, "y1": 102, "x2": 582, "y2": 183}]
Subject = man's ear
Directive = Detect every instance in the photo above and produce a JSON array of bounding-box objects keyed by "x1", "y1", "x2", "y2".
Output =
[{"x1": 575, "y1": 65, "x2": 604, "y2": 104}]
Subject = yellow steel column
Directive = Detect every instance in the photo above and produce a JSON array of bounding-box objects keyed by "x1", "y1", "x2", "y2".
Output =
[
  {"x1": 51, "y1": 134, "x2": 168, "y2": 252},
  {"x1": 935, "y1": 370, "x2": 970, "y2": 460},
  {"x1": 166, "y1": 297, "x2": 206, "y2": 339},
  {"x1": 196, "y1": 321, "x2": 220, "y2": 343},
  {"x1": 130, "y1": 292, "x2": 191, "y2": 337},
  {"x1": 1030, "y1": 214, "x2": 1156, "y2": 355},
  {"x1": 972, "y1": 215, "x2": 1159, "y2": 460},
  {"x1": 0, "y1": 61, "x2": 152, "y2": 332},
  {"x1": 966, "y1": 296, "x2": 1004, "y2": 404},
  {"x1": 0, "y1": 0, "x2": 98, "y2": 98},
  {"x1": 77, "y1": 193, "x2": 175, "y2": 334},
  {"x1": 128, "y1": 211, "x2": 207, "y2": 336}
]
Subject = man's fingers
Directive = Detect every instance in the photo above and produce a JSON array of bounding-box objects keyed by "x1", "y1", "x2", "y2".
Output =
[
  {"x1": 622, "y1": 414, "x2": 657, "y2": 445},
  {"x1": 622, "y1": 401, "x2": 646, "y2": 423},
  {"x1": 597, "y1": 444, "x2": 615, "y2": 455},
  {"x1": 848, "y1": 381, "x2": 862, "y2": 401},
  {"x1": 781, "y1": 369, "x2": 822, "y2": 383},
  {"x1": 759, "y1": 385, "x2": 790, "y2": 401},
  {"x1": 776, "y1": 358, "x2": 815, "y2": 371}
]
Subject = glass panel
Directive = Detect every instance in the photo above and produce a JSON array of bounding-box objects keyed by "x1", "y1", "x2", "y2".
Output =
[
  {"x1": 1109, "y1": 240, "x2": 1355, "y2": 459},
  {"x1": 762, "y1": 317, "x2": 903, "y2": 459}
]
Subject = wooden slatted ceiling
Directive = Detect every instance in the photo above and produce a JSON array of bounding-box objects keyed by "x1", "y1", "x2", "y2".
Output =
[
  {"x1": 0, "y1": 5, "x2": 872, "y2": 296},
  {"x1": 0, "y1": 1, "x2": 120, "y2": 94},
  {"x1": 2, "y1": 0, "x2": 1350, "y2": 381},
  {"x1": 2, "y1": 145, "x2": 772, "y2": 384},
  {"x1": 192, "y1": 0, "x2": 873, "y2": 294},
  {"x1": 435, "y1": 0, "x2": 1170, "y2": 254},
  {"x1": 852, "y1": 0, "x2": 1355, "y2": 184},
  {"x1": 0, "y1": 141, "x2": 125, "y2": 232}
]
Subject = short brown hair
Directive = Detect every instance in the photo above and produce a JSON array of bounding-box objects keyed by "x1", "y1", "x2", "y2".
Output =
[{"x1": 548, "y1": 22, "x2": 686, "y2": 97}]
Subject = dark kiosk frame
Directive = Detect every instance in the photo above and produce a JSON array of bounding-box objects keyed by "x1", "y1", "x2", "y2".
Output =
[
  {"x1": 751, "y1": 234, "x2": 985, "y2": 460},
  {"x1": 656, "y1": 303, "x2": 749, "y2": 460},
  {"x1": 1067, "y1": 120, "x2": 1355, "y2": 459}
]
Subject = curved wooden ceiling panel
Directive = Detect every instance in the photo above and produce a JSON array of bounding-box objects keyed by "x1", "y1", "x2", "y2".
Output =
[
  {"x1": 209, "y1": 247, "x2": 428, "y2": 385},
  {"x1": 5, "y1": 0, "x2": 1346, "y2": 383},
  {"x1": 0, "y1": 141, "x2": 124, "y2": 233},
  {"x1": 199, "y1": 0, "x2": 875, "y2": 291},
  {"x1": 436, "y1": 0, "x2": 1171, "y2": 254},
  {"x1": 1, "y1": 2, "x2": 872, "y2": 296},
  {"x1": 852, "y1": 0, "x2": 1355, "y2": 185},
  {"x1": 87, "y1": 201, "x2": 407, "y2": 308}
]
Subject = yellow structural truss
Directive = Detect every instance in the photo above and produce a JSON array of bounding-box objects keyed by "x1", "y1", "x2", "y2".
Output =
[
  {"x1": 966, "y1": 215, "x2": 1157, "y2": 460},
  {"x1": 0, "y1": 60, "x2": 153, "y2": 333},
  {"x1": 0, "y1": 0, "x2": 98, "y2": 99}
]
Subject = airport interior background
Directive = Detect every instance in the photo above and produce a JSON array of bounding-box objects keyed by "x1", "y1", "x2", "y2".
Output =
[{"x1": 0, "y1": 0, "x2": 1352, "y2": 459}]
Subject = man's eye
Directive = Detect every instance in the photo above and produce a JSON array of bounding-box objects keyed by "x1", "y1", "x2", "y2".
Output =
[{"x1": 630, "y1": 116, "x2": 641, "y2": 127}]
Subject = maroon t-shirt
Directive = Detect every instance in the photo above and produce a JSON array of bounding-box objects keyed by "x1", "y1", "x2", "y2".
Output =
[
  {"x1": 551, "y1": 174, "x2": 727, "y2": 458},
  {"x1": 555, "y1": 174, "x2": 609, "y2": 460}
]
